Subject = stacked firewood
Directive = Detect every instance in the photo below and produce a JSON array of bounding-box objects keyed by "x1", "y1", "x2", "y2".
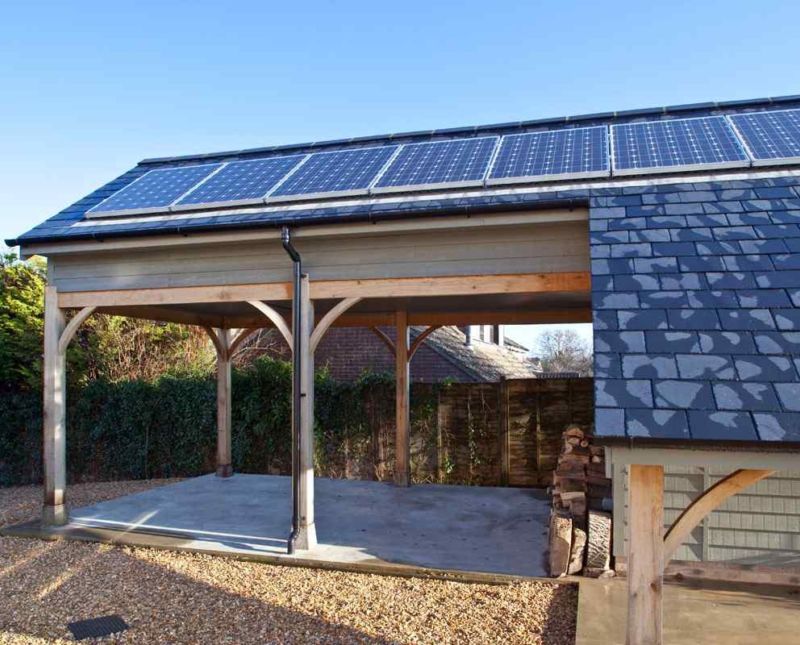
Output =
[{"x1": 548, "y1": 424, "x2": 614, "y2": 577}]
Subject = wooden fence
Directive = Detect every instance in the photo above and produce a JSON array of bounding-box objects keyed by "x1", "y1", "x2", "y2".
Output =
[{"x1": 347, "y1": 377, "x2": 594, "y2": 487}]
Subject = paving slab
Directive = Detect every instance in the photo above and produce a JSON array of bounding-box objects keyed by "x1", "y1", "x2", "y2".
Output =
[{"x1": 576, "y1": 577, "x2": 800, "y2": 644}]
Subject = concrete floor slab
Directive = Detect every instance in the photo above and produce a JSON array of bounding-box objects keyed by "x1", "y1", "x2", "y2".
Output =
[
  {"x1": 576, "y1": 577, "x2": 800, "y2": 645},
  {"x1": 51, "y1": 474, "x2": 550, "y2": 577}
]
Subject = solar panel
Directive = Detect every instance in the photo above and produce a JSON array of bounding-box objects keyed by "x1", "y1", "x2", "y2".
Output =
[
  {"x1": 611, "y1": 116, "x2": 748, "y2": 176},
  {"x1": 372, "y1": 137, "x2": 498, "y2": 193},
  {"x1": 487, "y1": 126, "x2": 609, "y2": 185},
  {"x1": 269, "y1": 145, "x2": 398, "y2": 200},
  {"x1": 728, "y1": 109, "x2": 800, "y2": 166},
  {"x1": 175, "y1": 155, "x2": 306, "y2": 209},
  {"x1": 87, "y1": 163, "x2": 222, "y2": 216}
]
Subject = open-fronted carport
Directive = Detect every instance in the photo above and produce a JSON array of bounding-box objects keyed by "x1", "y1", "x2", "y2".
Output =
[{"x1": 7, "y1": 95, "x2": 800, "y2": 644}]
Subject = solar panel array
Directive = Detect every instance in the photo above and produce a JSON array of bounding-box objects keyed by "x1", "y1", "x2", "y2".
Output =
[
  {"x1": 373, "y1": 137, "x2": 497, "y2": 192},
  {"x1": 89, "y1": 164, "x2": 222, "y2": 215},
  {"x1": 488, "y1": 126, "x2": 609, "y2": 184},
  {"x1": 611, "y1": 116, "x2": 748, "y2": 175},
  {"x1": 86, "y1": 108, "x2": 800, "y2": 218},
  {"x1": 270, "y1": 146, "x2": 398, "y2": 200},
  {"x1": 728, "y1": 109, "x2": 800, "y2": 165},
  {"x1": 177, "y1": 155, "x2": 305, "y2": 208}
]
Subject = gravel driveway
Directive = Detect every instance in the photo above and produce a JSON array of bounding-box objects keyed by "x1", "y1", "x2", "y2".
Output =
[{"x1": 0, "y1": 480, "x2": 577, "y2": 644}]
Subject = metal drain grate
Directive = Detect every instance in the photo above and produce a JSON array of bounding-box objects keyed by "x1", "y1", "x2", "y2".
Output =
[{"x1": 67, "y1": 615, "x2": 129, "y2": 640}]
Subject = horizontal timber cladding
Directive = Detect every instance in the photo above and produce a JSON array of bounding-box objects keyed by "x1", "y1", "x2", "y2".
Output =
[
  {"x1": 435, "y1": 378, "x2": 594, "y2": 486},
  {"x1": 614, "y1": 466, "x2": 800, "y2": 565},
  {"x1": 48, "y1": 219, "x2": 588, "y2": 293}
]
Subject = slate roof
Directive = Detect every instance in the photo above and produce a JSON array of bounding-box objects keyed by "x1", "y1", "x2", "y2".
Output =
[
  {"x1": 7, "y1": 94, "x2": 800, "y2": 247},
  {"x1": 413, "y1": 326, "x2": 541, "y2": 381}
]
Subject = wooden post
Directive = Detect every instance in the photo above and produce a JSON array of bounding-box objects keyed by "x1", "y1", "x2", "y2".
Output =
[
  {"x1": 627, "y1": 464, "x2": 664, "y2": 645},
  {"x1": 498, "y1": 378, "x2": 510, "y2": 486},
  {"x1": 215, "y1": 328, "x2": 233, "y2": 477},
  {"x1": 395, "y1": 308, "x2": 410, "y2": 487},
  {"x1": 42, "y1": 286, "x2": 68, "y2": 525},
  {"x1": 297, "y1": 274, "x2": 317, "y2": 549}
]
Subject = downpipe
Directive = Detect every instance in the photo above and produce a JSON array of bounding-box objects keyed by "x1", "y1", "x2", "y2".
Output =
[{"x1": 281, "y1": 226, "x2": 302, "y2": 555}]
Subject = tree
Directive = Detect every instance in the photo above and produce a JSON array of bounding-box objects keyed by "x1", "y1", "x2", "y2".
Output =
[{"x1": 533, "y1": 329, "x2": 593, "y2": 376}]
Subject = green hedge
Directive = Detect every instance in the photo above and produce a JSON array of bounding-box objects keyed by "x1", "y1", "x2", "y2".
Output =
[{"x1": 0, "y1": 356, "x2": 439, "y2": 487}]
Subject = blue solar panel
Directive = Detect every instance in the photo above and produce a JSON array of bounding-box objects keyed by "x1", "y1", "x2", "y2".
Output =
[
  {"x1": 175, "y1": 155, "x2": 306, "y2": 208},
  {"x1": 487, "y1": 127, "x2": 609, "y2": 184},
  {"x1": 269, "y1": 146, "x2": 398, "y2": 200},
  {"x1": 728, "y1": 109, "x2": 800, "y2": 165},
  {"x1": 88, "y1": 164, "x2": 222, "y2": 216},
  {"x1": 373, "y1": 137, "x2": 497, "y2": 192},
  {"x1": 611, "y1": 116, "x2": 748, "y2": 175}
]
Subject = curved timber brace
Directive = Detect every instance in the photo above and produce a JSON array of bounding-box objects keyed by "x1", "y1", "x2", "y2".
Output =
[
  {"x1": 42, "y1": 288, "x2": 97, "y2": 525},
  {"x1": 626, "y1": 465, "x2": 776, "y2": 645},
  {"x1": 370, "y1": 318, "x2": 441, "y2": 487}
]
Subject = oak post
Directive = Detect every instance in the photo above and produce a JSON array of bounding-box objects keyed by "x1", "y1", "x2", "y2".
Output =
[
  {"x1": 395, "y1": 309, "x2": 410, "y2": 487},
  {"x1": 215, "y1": 328, "x2": 233, "y2": 477},
  {"x1": 296, "y1": 274, "x2": 317, "y2": 549},
  {"x1": 627, "y1": 464, "x2": 664, "y2": 645},
  {"x1": 42, "y1": 286, "x2": 68, "y2": 525}
]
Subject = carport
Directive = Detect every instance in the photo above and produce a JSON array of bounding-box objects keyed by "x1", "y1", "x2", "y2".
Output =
[{"x1": 7, "y1": 95, "x2": 800, "y2": 644}]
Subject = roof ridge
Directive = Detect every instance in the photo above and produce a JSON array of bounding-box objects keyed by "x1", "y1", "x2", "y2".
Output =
[{"x1": 138, "y1": 94, "x2": 800, "y2": 166}]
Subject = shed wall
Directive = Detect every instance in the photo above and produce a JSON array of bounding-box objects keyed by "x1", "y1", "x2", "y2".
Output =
[
  {"x1": 49, "y1": 220, "x2": 589, "y2": 293},
  {"x1": 614, "y1": 466, "x2": 800, "y2": 566}
]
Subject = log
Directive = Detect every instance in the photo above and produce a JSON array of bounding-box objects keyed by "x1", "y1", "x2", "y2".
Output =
[
  {"x1": 568, "y1": 525, "x2": 587, "y2": 574},
  {"x1": 549, "y1": 510, "x2": 573, "y2": 577},
  {"x1": 586, "y1": 510, "x2": 612, "y2": 570}
]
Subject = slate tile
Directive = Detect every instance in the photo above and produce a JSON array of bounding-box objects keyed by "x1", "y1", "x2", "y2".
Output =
[
  {"x1": 590, "y1": 219, "x2": 609, "y2": 232},
  {"x1": 676, "y1": 354, "x2": 735, "y2": 380},
  {"x1": 647, "y1": 216, "x2": 687, "y2": 229},
  {"x1": 774, "y1": 309, "x2": 800, "y2": 330},
  {"x1": 654, "y1": 380, "x2": 715, "y2": 409},
  {"x1": 626, "y1": 409, "x2": 690, "y2": 439},
  {"x1": 591, "y1": 245, "x2": 611, "y2": 259},
  {"x1": 696, "y1": 241, "x2": 741, "y2": 255},
  {"x1": 771, "y1": 254, "x2": 800, "y2": 271},
  {"x1": 702, "y1": 201, "x2": 745, "y2": 214},
  {"x1": 722, "y1": 254, "x2": 774, "y2": 272},
  {"x1": 736, "y1": 289, "x2": 792, "y2": 308},
  {"x1": 608, "y1": 217, "x2": 647, "y2": 231},
  {"x1": 640, "y1": 291, "x2": 690, "y2": 309},
  {"x1": 754, "y1": 270, "x2": 800, "y2": 288},
  {"x1": 713, "y1": 383, "x2": 781, "y2": 411},
  {"x1": 706, "y1": 272, "x2": 756, "y2": 289},
  {"x1": 687, "y1": 214, "x2": 729, "y2": 227},
  {"x1": 739, "y1": 239, "x2": 788, "y2": 254},
  {"x1": 594, "y1": 353, "x2": 622, "y2": 378},
  {"x1": 592, "y1": 310, "x2": 618, "y2": 331},
  {"x1": 617, "y1": 308, "x2": 668, "y2": 330},
  {"x1": 633, "y1": 257, "x2": 678, "y2": 274},
  {"x1": 716, "y1": 189, "x2": 757, "y2": 200},
  {"x1": 593, "y1": 292, "x2": 639, "y2": 310},
  {"x1": 645, "y1": 331, "x2": 701, "y2": 353},
  {"x1": 670, "y1": 227, "x2": 713, "y2": 242},
  {"x1": 755, "y1": 224, "x2": 800, "y2": 239},
  {"x1": 753, "y1": 331, "x2": 800, "y2": 354},
  {"x1": 687, "y1": 290, "x2": 738, "y2": 309},
  {"x1": 775, "y1": 383, "x2": 800, "y2": 411},
  {"x1": 712, "y1": 226, "x2": 758, "y2": 241},
  {"x1": 660, "y1": 273, "x2": 707, "y2": 290},
  {"x1": 652, "y1": 242, "x2": 695, "y2": 256},
  {"x1": 595, "y1": 379, "x2": 653, "y2": 408},
  {"x1": 610, "y1": 243, "x2": 652, "y2": 258},
  {"x1": 788, "y1": 289, "x2": 800, "y2": 308},
  {"x1": 594, "y1": 331, "x2": 646, "y2": 353},
  {"x1": 688, "y1": 411, "x2": 758, "y2": 441},
  {"x1": 726, "y1": 212, "x2": 773, "y2": 226},
  {"x1": 698, "y1": 331, "x2": 756, "y2": 354},
  {"x1": 614, "y1": 274, "x2": 660, "y2": 291},
  {"x1": 641, "y1": 193, "x2": 682, "y2": 205},
  {"x1": 592, "y1": 206, "x2": 628, "y2": 219},
  {"x1": 591, "y1": 231, "x2": 630, "y2": 244},
  {"x1": 735, "y1": 356, "x2": 797, "y2": 382},
  {"x1": 666, "y1": 309, "x2": 721, "y2": 330},
  {"x1": 754, "y1": 186, "x2": 797, "y2": 199},
  {"x1": 768, "y1": 210, "x2": 800, "y2": 225},
  {"x1": 622, "y1": 354, "x2": 678, "y2": 379},
  {"x1": 678, "y1": 190, "x2": 717, "y2": 203},
  {"x1": 592, "y1": 195, "x2": 642, "y2": 207},
  {"x1": 626, "y1": 205, "x2": 666, "y2": 217},
  {"x1": 752, "y1": 412, "x2": 800, "y2": 442},
  {"x1": 680, "y1": 256, "x2": 725, "y2": 272},
  {"x1": 630, "y1": 229, "x2": 671, "y2": 242},
  {"x1": 742, "y1": 199, "x2": 791, "y2": 212},
  {"x1": 594, "y1": 408, "x2": 626, "y2": 437},
  {"x1": 664, "y1": 203, "x2": 706, "y2": 216},
  {"x1": 718, "y1": 309, "x2": 776, "y2": 331}
]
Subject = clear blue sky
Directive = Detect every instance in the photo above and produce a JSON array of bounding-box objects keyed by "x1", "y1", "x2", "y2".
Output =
[{"x1": 3, "y1": 0, "x2": 799, "y2": 348}]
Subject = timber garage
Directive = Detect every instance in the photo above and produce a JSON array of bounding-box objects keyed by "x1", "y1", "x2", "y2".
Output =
[{"x1": 6, "y1": 95, "x2": 800, "y2": 643}]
